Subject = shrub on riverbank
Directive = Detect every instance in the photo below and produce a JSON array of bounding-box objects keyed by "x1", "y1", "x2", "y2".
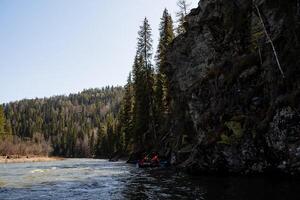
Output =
[{"x1": 0, "y1": 133, "x2": 52, "y2": 156}]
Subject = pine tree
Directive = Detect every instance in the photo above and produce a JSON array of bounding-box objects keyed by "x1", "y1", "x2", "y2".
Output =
[
  {"x1": 132, "y1": 55, "x2": 148, "y2": 149},
  {"x1": 131, "y1": 18, "x2": 155, "y2": 151},
  {"x1": 156, "y1": 9, "x2": 175, "y2": 109},
  {"x1": 120, "y1": 73, "x2": 133, "y2": 151},
  {"x1": 137, "y1": 18, "x2": 153, "y2": 69},
  {"x1": 154, "y1": 9, "x2": 175, "y2": 141},
  {"x1": 114, "y1": 119, "x2": 124, "y2": 153},
  {"x1": 95, "y1": 125, "x2": 105, "y2": 156},
  {"x1": 106, "y1": 117, "x2": 115, "y2": 155},
  {"x1": 176, "y1": 0, "x2": 190, "y2": 35},
  {"x1": 157, "y1": 9, "x2": 175, "y2": 67}
]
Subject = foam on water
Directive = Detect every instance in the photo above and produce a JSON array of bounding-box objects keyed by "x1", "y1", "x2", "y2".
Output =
[{"x1": 31, "y1": 169, "x2": 47, "y2": 173}]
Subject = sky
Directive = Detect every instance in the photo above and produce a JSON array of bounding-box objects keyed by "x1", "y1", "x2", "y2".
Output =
[{"x1": 0, "y1": 0, "x2": 198, "y2": 103}]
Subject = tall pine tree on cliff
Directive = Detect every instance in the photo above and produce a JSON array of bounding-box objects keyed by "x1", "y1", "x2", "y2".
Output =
[
  {"x1": 132, "y1": 55, "x2": 147, "y2": 149},
  {"x1": 154, "y1": 9, "x2": 175, "y2": 140},
  {"x1": 131, "y1": 18, "x2": 155, "y2": 150},
  {"x1": 137, "y1": 18, "x2": 153, "y2": 70}
]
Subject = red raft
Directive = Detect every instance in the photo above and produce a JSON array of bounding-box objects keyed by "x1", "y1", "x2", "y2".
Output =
[{"x1": 138, "y1": 154, "x2": 160, "y2": 168}]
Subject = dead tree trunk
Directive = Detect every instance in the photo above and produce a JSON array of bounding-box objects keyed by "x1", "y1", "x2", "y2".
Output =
[{"x1": 254, "y1": 4, "x2": 285, "y2": 78}]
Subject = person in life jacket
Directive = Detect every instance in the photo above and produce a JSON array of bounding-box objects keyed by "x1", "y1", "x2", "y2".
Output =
[
  {"x1": 138, "y1": 153, "x2": 148, "y2": 166},
  {"x1": 150, "y1": 152, "x2": 159, "y2": 166}
]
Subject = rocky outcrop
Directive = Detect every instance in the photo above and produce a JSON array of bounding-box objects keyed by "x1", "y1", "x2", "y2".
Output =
[{"x1": 165, "y1": 0, "x2": 300, "y2": 175}]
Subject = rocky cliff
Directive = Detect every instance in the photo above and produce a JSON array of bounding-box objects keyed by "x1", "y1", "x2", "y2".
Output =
[{"x1": 165, "y1": 0, "x2": 300, "y2": 175}]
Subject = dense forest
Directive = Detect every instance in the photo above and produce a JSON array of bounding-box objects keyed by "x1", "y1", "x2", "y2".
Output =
[
  {"x1": 0, "y1": 0, "x2": 190, "y2": 159},
  {"x1": 1, "y1": 87, "x2": 124, "y2": 157}
]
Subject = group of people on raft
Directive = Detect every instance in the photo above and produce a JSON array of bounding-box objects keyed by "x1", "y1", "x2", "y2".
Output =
[{"x1": 138, "y1": 152, "x2": 161, "y2": 168}]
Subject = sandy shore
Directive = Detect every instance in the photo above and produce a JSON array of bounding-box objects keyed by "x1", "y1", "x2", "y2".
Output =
[{"x1": 0, "y1": 156, "x2": 64, "y2": 164}]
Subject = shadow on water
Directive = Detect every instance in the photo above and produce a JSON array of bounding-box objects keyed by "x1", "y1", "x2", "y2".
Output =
[
  {"x1": 121, "y1": 167, "x2": 300, "y2": 200},
  {"x1": 0, "y1": 159, "x2": 300, "y2": 200},
  {"x1": 121, "y1": 168, "x2": 205, "y2": 200}
]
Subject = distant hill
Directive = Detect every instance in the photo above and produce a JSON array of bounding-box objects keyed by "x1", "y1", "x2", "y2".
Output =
[{"x1": 3, "y1": 86, "x2": 124, "y2": 157}]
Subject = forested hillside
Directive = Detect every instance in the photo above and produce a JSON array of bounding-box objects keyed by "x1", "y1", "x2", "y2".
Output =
[{"x1": 2, "y1": 86, "x2": 124, "y2": 157}]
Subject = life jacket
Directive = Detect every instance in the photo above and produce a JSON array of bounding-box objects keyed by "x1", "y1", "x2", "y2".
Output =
[{"x1": 151, "y1": 155, "x2": 158, "y2": 162}]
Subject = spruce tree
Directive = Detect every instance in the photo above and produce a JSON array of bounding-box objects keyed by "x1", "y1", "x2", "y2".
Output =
[
  {"x1": 154, "y1": 9, "x2": 175, "y2": 141},
  {"x1": 137, "y1": 18, "x2": 153, "y2": 69},
  {"x1": 95, "y1": 125, "x2": 105, "y2": 156},
  {"x1": 131, "y1": 18, "x2": 155, "y2": 151},
  {"x1": 132, "y1": 55, "x2": 149, "y2": 149},
  {"x1": 120, "y1": 73, "x2": 133, "y2": 151}
]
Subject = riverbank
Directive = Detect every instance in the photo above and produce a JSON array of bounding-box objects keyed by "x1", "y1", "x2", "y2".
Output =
[{"x1": 0, "y1": 156, "x2": 64, "y2": 164}]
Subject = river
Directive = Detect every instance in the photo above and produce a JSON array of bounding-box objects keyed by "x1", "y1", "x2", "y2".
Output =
[{"x1": 0, "y1": 159, "x2": 299, "y2": 200}]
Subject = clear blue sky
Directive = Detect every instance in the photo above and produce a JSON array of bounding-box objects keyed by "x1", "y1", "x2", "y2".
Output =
[{"x1": 0, "y1": 0, "x2": 198, "y2": 103}]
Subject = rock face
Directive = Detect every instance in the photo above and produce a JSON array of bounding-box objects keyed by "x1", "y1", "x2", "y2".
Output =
[{"x1": 165, "y1": 0, "x2": 300, "y2": 175}]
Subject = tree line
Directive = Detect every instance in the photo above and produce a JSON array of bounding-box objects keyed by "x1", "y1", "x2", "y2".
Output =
[
  {"x1": 118, "y1": 1, "x2": 191, "y2": 154},
  {"x1": 1, "y1": 87, "x2": 124, "y2": 157}
]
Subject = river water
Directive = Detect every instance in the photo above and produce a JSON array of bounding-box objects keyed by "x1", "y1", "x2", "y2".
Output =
[{"x1": 0, "y1": 159, "x2": 299, "y2": 200}]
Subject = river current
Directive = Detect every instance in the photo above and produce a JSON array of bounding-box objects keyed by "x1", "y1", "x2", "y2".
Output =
[{"x1": 0, "y1": 159, "x2": 299, "y2": 200}]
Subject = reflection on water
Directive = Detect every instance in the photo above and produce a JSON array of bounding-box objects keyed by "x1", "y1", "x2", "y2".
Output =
[{"x1": 0, "y1": 159, "x2": 299, "y2": 200}]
